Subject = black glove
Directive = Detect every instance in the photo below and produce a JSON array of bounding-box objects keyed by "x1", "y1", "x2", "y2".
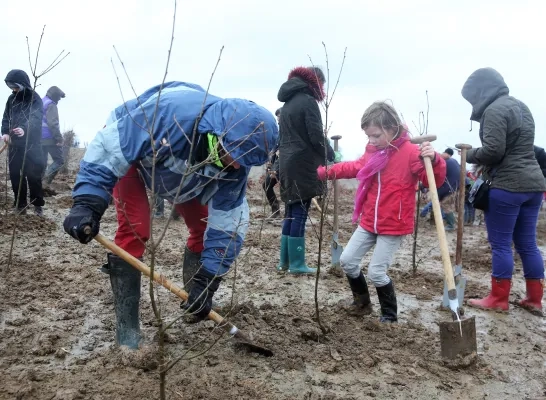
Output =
[
  {"x1": 63, "y1": 195, "x2": 108, "y2": 244},
  {"x1": 181, "y1": 268, "x2": 222, "y2": 321}
]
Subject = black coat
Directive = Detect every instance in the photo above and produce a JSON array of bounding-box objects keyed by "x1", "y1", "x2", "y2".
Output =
[
  {"x1": 2, "y1": 70, "x2": 43, "y2": 149},
  {"x1": 277, "y1": 77, "x2": 334, "y2": 204},
  {"x1": 534, "y1": 145, "x2": 546, "y2": 178}
]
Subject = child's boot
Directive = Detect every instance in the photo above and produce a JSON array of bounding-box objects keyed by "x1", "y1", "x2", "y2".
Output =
[
  {"x1": 468, "y1": 277, "x2": 510, "y2": 312},
  {"x1": 344, "y1": 272, "x2": 373, "y2": 315},
  {"x1": 376, "y1": 281, "x2": 397, "y2": 322},
  {"x1": 517, "y1": 279, "x2": 544, "y2": 316},
  {"x1": 287, "y1": 236, "x2": 316, "y2": 275}
]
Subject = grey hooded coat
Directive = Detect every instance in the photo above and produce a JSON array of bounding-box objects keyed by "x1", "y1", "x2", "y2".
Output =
[{"x1": 462, "y1": 68, "x2": 546, "y2": 193}]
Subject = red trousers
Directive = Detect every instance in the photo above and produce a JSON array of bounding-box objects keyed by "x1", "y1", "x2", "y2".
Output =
[{"x1": 113, "y1": 165, "x2": 208, "y2": 258}]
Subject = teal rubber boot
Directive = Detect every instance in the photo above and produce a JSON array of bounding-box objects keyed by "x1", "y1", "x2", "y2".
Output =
[
  {"x1": 276, "y1": 235, "x2": 289, "y2": 271},
  {"x1": 287, "y1": 236, "x2": 316, "y2": 275}
]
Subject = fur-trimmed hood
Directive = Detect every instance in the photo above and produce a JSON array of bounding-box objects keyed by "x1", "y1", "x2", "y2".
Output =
[{"x1": 277, "y1": 66, "x2": 326, "y2": 103}]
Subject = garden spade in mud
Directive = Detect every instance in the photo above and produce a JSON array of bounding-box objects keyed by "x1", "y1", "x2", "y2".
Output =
[
  {"x1": 410, "y1": 135, "x2": 477, "y2": 360},
  {"x1": 442, "y1": 143, "x2": 472, "y2": 309},
  {"x1": 330, "y1": 135, "x2": 343, "y2": 276},
  {"x1": 86, "y1": 228, "x2": 273, "y2": 357}
]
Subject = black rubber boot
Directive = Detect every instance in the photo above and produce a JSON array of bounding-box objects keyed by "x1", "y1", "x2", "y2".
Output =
[
  {"x1": 103, "y1": 253, "x2": 141, "y2": 349},
  {"x1": 182, "y1": 246, "x2": 202, "y2": 293},
  {"x1": 271, "y1": 201, "x2": 281, "y2": 218},
  {"x1": 376, "y1": 280, "x2": 398, "y2": 323},
  {"x1": 345, "y1": 272, "x2": 373, "y2": 315}
]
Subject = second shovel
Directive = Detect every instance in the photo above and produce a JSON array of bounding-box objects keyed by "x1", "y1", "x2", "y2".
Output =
[{"x1": 330, "y1": 135, "x2": 343, "y2": 276}]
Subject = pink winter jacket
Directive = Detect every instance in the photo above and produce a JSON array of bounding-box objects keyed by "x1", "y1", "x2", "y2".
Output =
[{"x1": 318, "y1": 141, "x2": 446, "y2": 235}]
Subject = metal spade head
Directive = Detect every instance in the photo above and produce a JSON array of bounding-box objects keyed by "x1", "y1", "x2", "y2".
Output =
[
  {"x1": 331, "y1": 233, "x2": 343, "y2": 267},
  {"x1": 442, "y1": 264, "x2": 466, "y2": 309},
  {"x1": 439, "y1": 316, "x2": 477, "y2": 360}
]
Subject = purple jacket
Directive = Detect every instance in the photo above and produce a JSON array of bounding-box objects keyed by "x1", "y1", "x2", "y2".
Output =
[{"x1": 41, "y1": 86, "x2": 65, "y2": 143}]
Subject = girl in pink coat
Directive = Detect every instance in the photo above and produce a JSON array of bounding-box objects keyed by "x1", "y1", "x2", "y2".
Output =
[{"x1": 318, "y1": 101, "x2": 446, "y2": 322}]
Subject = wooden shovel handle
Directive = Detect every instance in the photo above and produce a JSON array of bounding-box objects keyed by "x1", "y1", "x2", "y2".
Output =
[
  {"x1": 93, "y1": 233, "x2": 228, "y2": 328},
  {"x1": 421, "y1": 157, "x2": 457, "y2": 296},
  {"x1": 0, "y1": 143, "x2": 8, "y2": 156},
  {"x1": 455, "y1": 144, "x2": 472, "y2": 265},
  {"x1": 331, "y1": 136, "x2": 341, "y2": 232}
]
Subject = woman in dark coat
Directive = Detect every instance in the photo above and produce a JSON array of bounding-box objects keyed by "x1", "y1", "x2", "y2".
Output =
[
  {"x1": 275, "y1": 66, "x2": 334, "y2": 274},
  {"x1": 462, "y1": 67, "x2": 546, "y2": 315},
  {"x1": 1, "y1": 69, "x2": 44, "y2": 215}
]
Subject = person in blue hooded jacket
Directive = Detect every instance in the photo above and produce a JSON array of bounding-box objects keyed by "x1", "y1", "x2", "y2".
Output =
[{"x1": 62, "y1": 81, "x2": 278, "y2": 349}]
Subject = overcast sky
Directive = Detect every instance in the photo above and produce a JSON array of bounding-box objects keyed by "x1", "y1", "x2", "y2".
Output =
[{"x1": 1, "y1": 0, "x2": 545, "y2": 163}]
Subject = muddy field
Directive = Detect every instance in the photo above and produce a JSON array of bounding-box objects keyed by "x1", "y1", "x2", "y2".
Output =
[{"x1": 1, "y1": 149, "x2": 545, "y2": 400}]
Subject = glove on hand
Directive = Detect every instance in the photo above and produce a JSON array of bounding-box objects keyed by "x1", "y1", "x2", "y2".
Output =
[
  {"x1": 63, "y1": 195, "x2": 108, "y2": 244},
  {"x1": 181, "y1": 269, "x2": 222, "y2": 321}
]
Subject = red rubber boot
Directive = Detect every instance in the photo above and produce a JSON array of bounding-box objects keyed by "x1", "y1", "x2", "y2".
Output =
[
  {"x1": 468, "y1": 277, "x2": 511, "y2": 312},
  {"x1": 517, "y1": 279, "x2": 544, "y2": 316}
]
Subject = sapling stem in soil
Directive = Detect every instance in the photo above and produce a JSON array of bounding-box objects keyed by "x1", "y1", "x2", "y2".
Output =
[{"x1": 308, "y1": 43, "x2": 347, "y2": 335}]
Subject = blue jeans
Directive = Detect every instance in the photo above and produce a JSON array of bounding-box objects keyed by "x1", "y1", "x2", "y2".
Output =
[
  {"x1": 464, "y1": 202, "x2": 475, "y2": 223},
  {"x1": 485, "y1": 189, "x2": 544, "y2": 279},
  {"x1": 42, "y1": 144, "x2": 64, "y2": 183},
  {"x1": 282, "y1": 200, "x2": 311, "y2": 237},
  {"x1": 421, "y1": 201, "x2": 446, "y2": 219}
]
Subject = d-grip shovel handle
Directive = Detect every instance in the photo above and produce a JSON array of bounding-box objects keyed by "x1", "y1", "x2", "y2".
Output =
[{"x1": 410, "y1": 136, "x2": 458, "y2": 304}]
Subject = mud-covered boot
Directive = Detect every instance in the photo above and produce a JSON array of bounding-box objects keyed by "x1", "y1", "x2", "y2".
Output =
[
  {"x1": 467, "y1": 277, "x2": 511, "y2": 312},
  {"x1": 276, "y1": 235, "x2": 289, "y2": 272},
  {"x1": 376, "y1": 281, "x2": 398, "y2": 322},
  {"x1": 102, "y1": 253, "x2": 141, "y2": 349},
  {"x1": 182, "y1": 246, "x2": 202, "y2": 293},
  {"x1": 287, "y1": 236, "x2": 316, "y2": 275},
  {"x1": 517, "y1": 279, "x2": 544, "y2": 316},
  {"x1": 343, "y1": 272, "x2": 373, "y2": 315}
]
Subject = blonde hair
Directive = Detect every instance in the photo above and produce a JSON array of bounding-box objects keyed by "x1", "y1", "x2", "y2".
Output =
[{"x1": 360, "y1": 101, "x2": 404, "y2": 139}]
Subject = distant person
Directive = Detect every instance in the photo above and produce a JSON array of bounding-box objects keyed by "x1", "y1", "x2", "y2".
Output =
[
  {"x1": 276, "y1": 66, "x2": 334, "y2": 274},
  {"x1": 41, "y1": 86, "x2": 66, "y2": 185},
  {"x1": 534, "y1": 145, "x2": 546, "y2": 179},
  {"x1": 462, "y1": 67, "x2": 545, "y2": 315},
  {"x1": 420, "y1": 148, "x2": 460, "y2": 230},
  {"x1": 262, "y1": 107, "x2": 282, "y2": 218},
  {"x1": 1, "y1": 69, "x2": 45, "y2": 216}
]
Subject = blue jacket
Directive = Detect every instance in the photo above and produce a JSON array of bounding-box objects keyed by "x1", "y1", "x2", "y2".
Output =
[
  {"x1": 73, "y1": 81, "x2": 278, "y2": 276},
  {"x1": 437, "y1": 157, "x2": 460, "y2": 200}
]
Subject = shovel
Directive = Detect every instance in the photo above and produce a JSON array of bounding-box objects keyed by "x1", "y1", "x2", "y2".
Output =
[
  {"x1": 442, "y1": 143, "x2": 472, "y2": 309},
  {"x1": 410, "y1": 135, "x2": 477, "y2": 360},
  {"x1": 88, "y1": 230, "x2": 273, "y2": 357},
  {"x1": 330, "y1": 135, "x2": 343, "y2": 275}
]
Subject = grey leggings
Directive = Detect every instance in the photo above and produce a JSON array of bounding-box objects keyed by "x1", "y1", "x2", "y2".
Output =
[{"x1": 340, "y1": 226, "x2": 404, "y2": 287}]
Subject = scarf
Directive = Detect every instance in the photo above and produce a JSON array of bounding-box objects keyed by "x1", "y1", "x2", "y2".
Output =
[{"x1": 352, "y1": 130, "x2": 410, "y2": 224}]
